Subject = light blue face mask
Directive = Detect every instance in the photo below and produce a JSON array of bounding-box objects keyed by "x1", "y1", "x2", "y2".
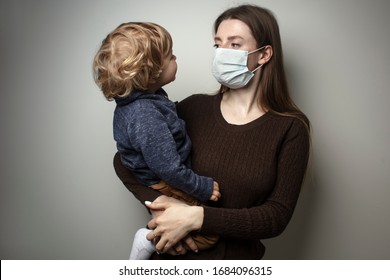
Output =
[{"x1": 212, "y1": 46, "x2": 265, "y2": 89}]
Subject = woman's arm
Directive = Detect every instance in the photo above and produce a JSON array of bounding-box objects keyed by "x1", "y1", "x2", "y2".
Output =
[
  {"x1": 113, "y1": 152, "x2": 199, "y2": 254},
  {"x1": 144, "y1": 118, "x2": 310, "y2": 251},
  {"x1": 113, "y1": 152, "x2": 161, "y2": 204},
  {"x1": 201, "y1": 119, "x2": 310, "y2": 240}
]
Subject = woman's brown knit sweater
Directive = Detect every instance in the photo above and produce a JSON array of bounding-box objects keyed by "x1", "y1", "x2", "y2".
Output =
[{"x1": 113, "y1": 93, "x2": 310, "y2": 259}]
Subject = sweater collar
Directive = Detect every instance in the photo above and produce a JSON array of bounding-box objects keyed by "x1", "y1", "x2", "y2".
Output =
[{"x1": 114, "y1": 88, "x2": 168, "y2": 106}]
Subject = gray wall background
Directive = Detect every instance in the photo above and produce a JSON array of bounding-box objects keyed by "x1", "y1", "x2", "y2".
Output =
[{"x1": 1, "y1": 0, "x2": 389, "y2": 259}]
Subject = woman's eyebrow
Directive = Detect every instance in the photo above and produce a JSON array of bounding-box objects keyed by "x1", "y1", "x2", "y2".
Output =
[{"x1": 214, "y1": 35, "x2": 244, "y2": 41}]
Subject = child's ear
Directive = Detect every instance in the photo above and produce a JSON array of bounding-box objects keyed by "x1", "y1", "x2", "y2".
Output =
[{"x1": 257, "y1": 45, "x2": 273, "y2": 65}]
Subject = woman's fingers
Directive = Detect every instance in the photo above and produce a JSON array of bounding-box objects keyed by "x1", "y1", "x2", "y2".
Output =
[
  {"x1": 155, "y1": 235, "x2": 177, "y2": 253},
  {"x1": 145, "y1": 200, "x2": 163, "y2": 209},
  {"x1": 147, "y1": 218, "x2": 157, "y2": 231},
  {"x1": 145, "y1": 200, "x2": 170, "y2": 212},
  {"x1": 154, "y1": 235, "x2": 167, "y2": 253},
  {"x1": 173, "y1": 242, "x2": 186, "y2": 255},
  {"x1": 146, "y1": 229, "x2": 156, "y2": 241},
  {"x1": 182, "y1": 235, "x2": 199, "y2": 252}
]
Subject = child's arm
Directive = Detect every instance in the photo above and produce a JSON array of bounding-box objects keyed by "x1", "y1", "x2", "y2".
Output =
[{"x1": 113, "y1": 152, "x2": 161, "y2": 204}]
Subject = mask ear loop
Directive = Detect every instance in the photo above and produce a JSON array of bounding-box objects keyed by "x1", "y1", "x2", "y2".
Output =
[
  {"x1": 249, "y1": 45, "x2": 268, "y2": 73},
  {"x1": 248, "y1": 45, "x2": 266, "y2": 55},
  {"x1": 251, "y1": 63, "x2": 263, "y2": 73},
  {"x1": 248, "y1": 45, "x2": 266, "y2": 73}
]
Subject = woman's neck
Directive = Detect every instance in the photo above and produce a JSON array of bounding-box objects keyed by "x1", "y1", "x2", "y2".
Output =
[{"x1": 220, "y1": 88, "x2": 266, "y2": 125}]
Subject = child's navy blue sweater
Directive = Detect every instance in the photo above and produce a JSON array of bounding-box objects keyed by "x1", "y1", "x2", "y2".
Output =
[{"x1": 113, "y1": 89, "x2": 213, "y2": 202}]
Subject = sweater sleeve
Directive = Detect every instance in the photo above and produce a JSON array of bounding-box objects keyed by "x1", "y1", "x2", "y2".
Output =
[
  {"x1": 128, "y1": 106, "x2": 213, "y2": 202},
  {"x1": 200, "y1": 119, "x2": 310, "y2": 240},
  {"x1": 113, "y1": 152, "x2": 161, "y2": 204}
]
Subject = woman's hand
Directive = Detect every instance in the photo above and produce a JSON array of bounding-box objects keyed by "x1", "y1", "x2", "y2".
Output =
[
  {"x1": 145, "y1": 196, "x2": 203, "y2": 254},
  {"x1": 148, "y1": 196, "x2": 197, "y2": 255},
  {"x1": 148, "y1": 195, "x2": 185, "y2": 220}
]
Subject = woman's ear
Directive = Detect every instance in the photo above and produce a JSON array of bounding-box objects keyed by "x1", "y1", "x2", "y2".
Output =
[{"x1": 258, "y1": 45, "x2": 273, "y2": 65}]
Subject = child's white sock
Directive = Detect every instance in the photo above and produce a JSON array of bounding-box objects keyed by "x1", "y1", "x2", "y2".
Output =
[{"x1": 129, "y1": 228, "x2": 155, "y2": 260}]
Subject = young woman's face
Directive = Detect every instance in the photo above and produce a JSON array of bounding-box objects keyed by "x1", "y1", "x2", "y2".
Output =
[
  {"x1": 158, "y1": 51, "x2": 177, "y2": 86},
  {"x1": 214, "y1": 19, "x2": 260, "y2": 71}
]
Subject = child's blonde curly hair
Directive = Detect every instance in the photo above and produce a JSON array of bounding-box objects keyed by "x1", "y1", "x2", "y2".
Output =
[{"x1": 93, "y1": 22, "x2": 173, "y2": 100}]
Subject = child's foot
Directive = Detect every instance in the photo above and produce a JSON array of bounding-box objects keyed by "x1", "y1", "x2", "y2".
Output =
[{"x1": 129, "y1": 228, "x2": 155, "y2": 260}]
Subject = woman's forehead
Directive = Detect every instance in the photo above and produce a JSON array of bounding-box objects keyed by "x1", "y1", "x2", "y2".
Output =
[{"x1": 215, "y1": 19, "x2": 255, "y2": 41}]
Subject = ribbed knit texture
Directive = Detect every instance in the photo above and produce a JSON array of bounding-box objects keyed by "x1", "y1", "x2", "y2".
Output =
[{"x1": 113, "y1": 93, "x2": 310, "y2": 259}]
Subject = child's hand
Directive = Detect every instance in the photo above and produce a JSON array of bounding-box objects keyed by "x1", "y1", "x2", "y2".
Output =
[{"x1": 209, "y1": 181, "x2": 221, "y2": 202}]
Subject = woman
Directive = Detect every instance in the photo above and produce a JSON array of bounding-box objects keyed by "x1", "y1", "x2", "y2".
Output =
[{"x1": 113, "y1": 4, "x2": 310, "y2": 259}]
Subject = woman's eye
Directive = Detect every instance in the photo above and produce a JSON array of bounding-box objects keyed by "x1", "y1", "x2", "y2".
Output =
[
  {"x1": 213, "y1": 44, "x2": 219, "y2": 48},
  {"x1": 231, "y1": 43, "x2": 240, "y2": 48}
]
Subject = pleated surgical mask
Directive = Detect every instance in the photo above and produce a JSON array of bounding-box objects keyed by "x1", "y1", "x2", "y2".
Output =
[{"x1": 211, "y1": 46, "x2": 265, "y2": 89}]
